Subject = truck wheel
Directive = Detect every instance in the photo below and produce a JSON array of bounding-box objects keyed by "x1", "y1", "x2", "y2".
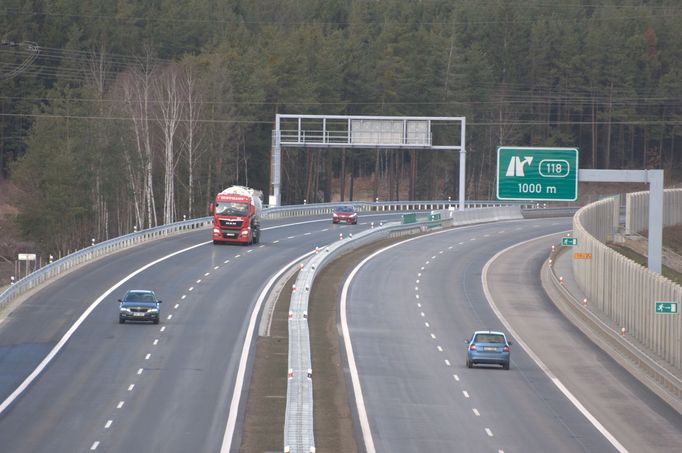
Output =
[{"x1": 213, "y1": 240, "x2": 220, "y2": 245}]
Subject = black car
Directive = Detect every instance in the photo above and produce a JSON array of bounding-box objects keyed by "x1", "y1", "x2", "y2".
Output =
[{"x1": 118, "y1": 290, "x2": 162, "y2": 324}]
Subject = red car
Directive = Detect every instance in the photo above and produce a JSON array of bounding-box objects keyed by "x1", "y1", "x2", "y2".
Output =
[{"x1": 332, "y1": 205, "x2": 358, "y2": 224}]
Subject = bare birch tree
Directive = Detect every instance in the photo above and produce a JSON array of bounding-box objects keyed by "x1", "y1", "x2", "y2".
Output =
[
  {"x1": 181, "y1": 65, "x2": 203, "y2": 218},
  {"x1": 155, "y1": 63, "x2": 184, "y2": 224}
]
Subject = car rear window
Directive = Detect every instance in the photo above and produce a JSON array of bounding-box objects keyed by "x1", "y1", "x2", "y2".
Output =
[{"x1": 475, "y1": 334, "x2": 505, "y2": 343}]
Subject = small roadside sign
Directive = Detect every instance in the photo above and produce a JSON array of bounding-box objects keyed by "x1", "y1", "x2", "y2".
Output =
[
  {"x1": 562, "y1": 237, "x2": 577, "y2": 246},
  {"x1": 655, "y1": 302, "x2": 678, "y2": 314},
  {"x1": 574, "y1": 252, "x2": 592, "y2": 260}
]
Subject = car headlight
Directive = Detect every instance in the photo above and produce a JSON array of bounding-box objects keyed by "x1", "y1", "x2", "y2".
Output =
[
  {"x1": 333, "y1": 213, "x2": 338, "y2": 217},
  {"x1": 350, "y1": 213, "x2": 357, "y2": 217},
  {"x1": 120, "y1": 307, "x2": 131, "y2": 312},
  {"x1": 147, "y1": 308, "x2": 158, "y2": 313}
]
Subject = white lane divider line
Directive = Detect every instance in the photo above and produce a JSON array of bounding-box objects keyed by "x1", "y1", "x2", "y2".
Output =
[
  {"x1": 153, "y1": 339, "x2": 159, "y2": 346},
  {"x1": 128, "y1": 384, "x2": 134, "y2": 391},
  {"x1": 273, "y1": 240, "x2": 280, "y2": 244},
  {"x1": 458, "y1": 242, "x2": 464, "y2": 245},
  {"x1": 420, "y1": 312, "x2": 425, "y2": 317},
  {"x1": 214, "y1": 266, "x2": 219, "y2": 270},
  {"x1": 188, "y1": 287, "x2": 194, "y2": 291},
  {"x1": 416, "y1": 279, "x2": 420, "y2": 284},
  {"x1": 430, "y1": 333, "x2": 436, "y2": 339},
  {"x1": 196, "y1": 279, "x2": 202, "y2": 283},
  {"x1": 137, "y1": 369, "x2": 143, "y2": 375},
  {"x1": 174, "y1": 304, "x2": 179, "y2": 309},
  {"x1": 167, "y1": 314, "x2": 173, "y2": 320},
  {"x1": 287, "y1": 236, "x2": 295, "y2": 239},
  {"x1": 181, "y1": 295, "x2": 186, "y2": 300},
  {"x1": 117, "y1": 401, "x2": 125, "y2": 408},
  {"x1": 453, "y1": 374, "x2": 460, "y2": 382},
  {"x1": 224, "y1": 259, "x2": 230, "y2": 263},
  {"x1": 437, "y1": 345, "x2": 443, "y2": 352},
  {"x1": 431, "y1": 255, "x2": 436, "y2": 259},
  {"x1": 448, "y1": 246, "x2": 453, "y2": 249},
  {"x1": 417, "y1": 273, "x2": 422, "y2": 277},
  {"x1": 105, "y1": 420, "x2": 112, "y2": 429},
  {"x1": 247, "y1": 249, "x2": 253, "y2": 253},
  {"x1": 204, "y1": 272, "x2": 210, "y2": 276},
  {"x1": 485, "y1": 428, "x2": 494, "y2": 437},
  {"x1": 160, "y1": 326, "x2": 166, "y2": 332},
  {"x1": 145, "y1": 354, "x2": 151, "y2": 360},
  {"x1": 415, "y1": 294, "x2": 420, "y2": 299},
  {"x1": 424, "y1": 322, "x2": 429, "y2": 327},
  {"x1": 473, "y1": 408, "x2": 480, "y2": 416},
  {"x1": 259, "y1": 245, "x2": 265, "y2": 248},
  {"x1": 321, "y1": 228, "x2": 329, "y2": 232},
  {"x1": 444, "y1": 360, "x2": 451, "y2": 367},
  {"x1": 462, "y1": 390, "x2": 470, "y2": 398},
  {"x1": 420, "y1": 266, "x2": 425, "y2": 270},
  {"x1": 0, "y1": 240, "x2": 211, "y2": 417},
  {"x1": 470, "y1": 238, "x2": 476, "y2": 241},
  {"x1": 417, "y1": 303, "x2": 422, "y2": 308},
  {"x1": 415, "y1": 286, "x2": 419, "y2": 291},
  {"x1": 425, "y1": 261, "x2": 430, "y2": 265},
  {"x1": 234, "y1": 254, "x2": 241, "y2": 258},
  {"x1": 90, "y1": 441, "x2": 99, "y2": 450},
  {"x1": 304, "y1": 232, "x2": 311, "y2": 236}
]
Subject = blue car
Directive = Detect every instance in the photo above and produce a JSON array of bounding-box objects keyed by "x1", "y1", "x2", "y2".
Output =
[{"x1": 465, "y1": 330, "x2": 512, "y2": 370}]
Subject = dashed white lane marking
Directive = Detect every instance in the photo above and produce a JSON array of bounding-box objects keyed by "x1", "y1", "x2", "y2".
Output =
[
  {"x1": 322, "y1": 228, "x2": 329, "y2": 232},
  {"x1": 137, "y1": 369, "x2": 143, "y2": 375},
  {"x1": 420, "y1": 266, "x2": 425, "y2": 270},
  {"x1": 420, "y1": 312, "x2": 425, "y2": 317},
  {"x1": 196, "y1": 279, "x2": 202, "y2": 283},
  {"x1": 416, "y1": 279, "x2": 420, "y2": 283},
  {"x1": 415, "y1": 286, "x2": 419, "y2": 291},
  {"x1": 470, "y1": 238, "x2": 476, "y2": 241},
  {"x1": 430, "y1": 333, "x2": 436, "y2": 339},
  {"x1": 247, "y1": 249, "x2": 253, "y2": 253},
  {"x1": 259, "y1": 245, "x2": 265, "y2": 248},
  {"x1": 235, "y1": 254, "x2": 241, "y2": 258},
  {"x1": 117, "y1": 401, "x2": 125, "y2": 408},
  {"x1": 485, "y1": 428, "x2": 494, "y2": 437},
  {"x1": 462, "y1": 391, "x2": 470, "y2": 398},
  {"x1": 498, "y1": 230, "x2": 505, "y2": 234},
  {"x1": 304, "y1": 232, "x2": 312, "y2": 236},
  {"x1": 153, "y1": 339, "x2": 159, "y2": 346},
  {"x1": 214, "y1": 266, "x2": 219, "y2": 270},
  {"x1": 444, "y1": 360, "x2": 451, "y2": 367},
  {"x1": 224, "y1": 259, "x2": 230, "y2": 263},
  {"x1": 174, "y1": 304, "x2": 179, "y2": 309},
  {"x1": 128, "y1": 384, "x2": 134, "y2": 391},
  {"x1": 188, "y1": 287, "x2": 194, "y2": 291},
  {"x1": 431, "y1": 255, "x2": 436, "y2": 259},
  {"x1": 458, "y1": 241, "x2": 464, "y2": 245},
  {"x1": 167, "y1": 314, "x2": 173, "y2": 320},
  {"x1": 90, "y1": 441, "x2": 99, "y2": 450},
  {"x1": 424, "y1": 322, "x2": 429, "y2": 327},
  {"x1": 287, "y1": 236, "x2": 295, "y2": 239},
  {"x1": 437, "y1": 345, "x2": 443, "y2": 352},
  {"x1": 425, "y1": 260, "x2": 430, "y2": 264},
  {"x1": 145, "y1": 354, "x2": 151, "y2": 360},
  {"x1": 273, "y1": 240, "x2": 280, "y2": 244},
  {"x1": 204, "y1": 272, "x2": 210, "y2": 276},
  {"x1": 415, "y1": 294, "x2": 420, "y2": 299},
  {"x1": 473, "y1": 408, "x2": 480, "y2": 416},
  {"x1": 453, "y1": 374, "x2": 460, "y2": 382},
  {"x1": 417, "y1": 303, "x2": 422, "y2": 308},
  {"x1": 105, "y1": 420, "x2": 112, "y2": 429},
  {"x1": 160, "y1": 326, "x2": 166, "y2": 332},
  {"x1": 181, "y1": 295, "x2": 186, "y2": 300},
  {"x1": 417, "y1": 273, "x2": 422, "y2": 277},
  {"x1": 448, "y1": 246, "x2": 453, "y2": 249}
]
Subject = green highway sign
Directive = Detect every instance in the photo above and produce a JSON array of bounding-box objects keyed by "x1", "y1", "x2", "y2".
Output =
[
  {"x1": 497, "y1": 147, "x2": 579, "y2": 201},
  {"x1": 655, "y1": 302, "x2": 678, "y2": 314},
  {"x1": 562, "y1": 237, "x2": 578, "y2": 246}
]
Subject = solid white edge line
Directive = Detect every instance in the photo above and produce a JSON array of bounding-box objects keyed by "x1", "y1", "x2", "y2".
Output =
[
  {"x1": 339, "y1": 221, "x2": 526, "y2": 453},
  {"x1": 0, "y1": 240, "x2": 211, "y2": 416},
  {"x1": 219, "y1": 250, "x2": 316, "y2": 453},
  {"x1": 481, "y1": 232, "x2": 627, "y2": 453}
]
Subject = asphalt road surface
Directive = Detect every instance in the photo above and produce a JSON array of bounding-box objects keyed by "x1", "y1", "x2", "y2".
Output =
[
  {"x1": 342, "y1": 217, "x2": 682, "y2": 452},
  {"x1": 0, "y1": 213, "x2": 401, "y2": 453}
]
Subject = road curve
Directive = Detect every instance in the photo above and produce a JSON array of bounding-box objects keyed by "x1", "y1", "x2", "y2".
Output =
[
  {"x1": 342, "y1": 218, "x2": 682, "y2": 452},
  {"x1": 0, "y1": 213, "x2": 401, "y2": 453}
]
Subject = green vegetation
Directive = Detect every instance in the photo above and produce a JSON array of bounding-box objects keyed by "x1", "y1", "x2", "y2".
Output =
[{"x1": 2, "y1": 1, "x2": 682, "y2": 255}]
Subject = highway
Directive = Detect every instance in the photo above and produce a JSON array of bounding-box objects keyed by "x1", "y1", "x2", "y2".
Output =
[
  {"x1": 0, "y1": 214, "x2": 398, "y2": 453},
  {"x1": 342, "y1": 217, "x2": 682, "y2": 452}
]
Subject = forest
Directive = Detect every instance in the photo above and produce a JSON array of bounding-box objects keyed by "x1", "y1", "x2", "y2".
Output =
[{"x1": 1, "y1": 0, "x2": 682, "y2": 255}]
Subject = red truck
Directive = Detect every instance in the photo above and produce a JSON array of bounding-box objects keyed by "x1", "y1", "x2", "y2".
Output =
[{"x1": 210, "y1": 186, "x2": 263, "y2": 245}]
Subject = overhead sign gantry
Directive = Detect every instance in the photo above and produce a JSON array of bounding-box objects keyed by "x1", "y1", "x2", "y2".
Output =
[{"x1": 270, "y1": 114, "x2": 466, "y2": 208}]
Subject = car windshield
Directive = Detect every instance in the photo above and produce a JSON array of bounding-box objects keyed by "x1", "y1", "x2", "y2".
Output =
[
  {"x1": 335, "y1": 206, "x2": 354, "y2": 213},
  {"x1": 216, "y1": 202, "x2": 248, "y2": 216},
  {"x1": 474, "y1": 333, "x2": 505, "y2": 343},
  {"x1": 124, "y1": 292, "x2": 156, "y2": 303}
]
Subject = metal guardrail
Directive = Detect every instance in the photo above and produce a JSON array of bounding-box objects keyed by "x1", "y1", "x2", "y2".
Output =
[
  {"x1": 0, "y1": 217, "x2": 212, "y2": 313},
  {"x1": 545, "y1": 246, "x2": 682, "y2": 414},
  {"x1": 284, "y1": 206, "x2": 524, "y2": 453}
]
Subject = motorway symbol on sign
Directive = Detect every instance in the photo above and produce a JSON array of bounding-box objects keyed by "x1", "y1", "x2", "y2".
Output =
[
  {"x1": 562, "y1": 237, "x2": 577, "y2": 246},
  {"x1": 655, "y1": 302, "x2": 678, "y2": 314},
  {"x1": 497, "y1": 147, "x2": 579, "y2": 201}
]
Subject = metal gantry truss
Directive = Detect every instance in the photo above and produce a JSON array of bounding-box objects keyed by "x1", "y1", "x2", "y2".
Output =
[{"x1": 271, "y1": 114, "x2": 466, "y2": 207}]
